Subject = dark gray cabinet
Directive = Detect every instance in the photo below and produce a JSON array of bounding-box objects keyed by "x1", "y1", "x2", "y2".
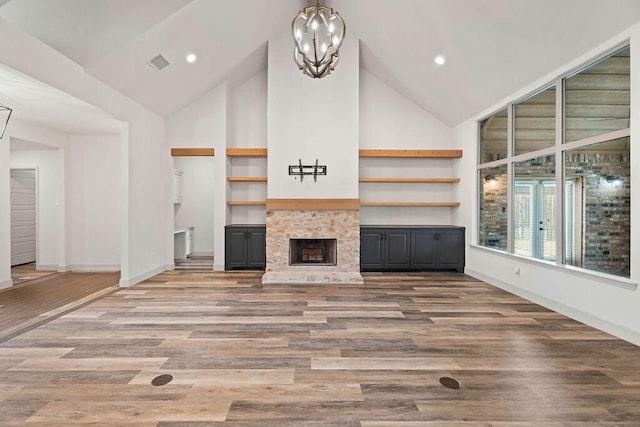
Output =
[
  {"x1": 225, "y1": 225, "x2": 266, "y2": 270},
  {"x1": 361, "y1": 226, "x2": 464, "y2": 272},
  {"x1": 360, "y1": 229, "x2": 411, "y2": 270}
]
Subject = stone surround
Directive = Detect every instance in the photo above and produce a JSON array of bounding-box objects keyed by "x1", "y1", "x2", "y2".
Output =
[{"x1": 262, "y1": 209, "x2": 363, "y2": 284}]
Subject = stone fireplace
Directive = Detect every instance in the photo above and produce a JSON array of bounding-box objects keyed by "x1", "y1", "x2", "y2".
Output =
[{"x1": 262, "y1": 199, "x2": 364, "y2": 284}]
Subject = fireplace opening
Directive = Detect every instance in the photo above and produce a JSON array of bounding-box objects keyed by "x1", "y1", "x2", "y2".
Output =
[{"x1": 289, "y1": 239, "x2": 337, "y2": 266}]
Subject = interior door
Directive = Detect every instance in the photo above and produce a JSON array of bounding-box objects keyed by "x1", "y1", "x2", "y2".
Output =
[{"x1": 10, "y1": 169, "x2": 36, "y2": 266}]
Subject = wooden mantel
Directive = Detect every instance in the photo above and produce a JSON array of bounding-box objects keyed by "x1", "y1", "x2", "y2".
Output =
[{"x1": 266, "y1": 199, "x2": 360, "y2": 210}]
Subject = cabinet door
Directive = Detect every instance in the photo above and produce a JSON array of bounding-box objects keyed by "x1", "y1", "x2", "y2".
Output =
[
  {"x1": 384, "y1": 230, "x2": 411, "y2": 269},
  {"x1": 185, "y1": 228, "x2": 193, "y2": 257},
  {"x1": 172, "y1": 171, "x2": 183, "y2": 204},
  {"x1": 437, "y1": 229, "x2": 465, "y2": 272},
  {"x1": 411, "y1": 230, "x2": 437, "y2": 269},
  {"x1": 246, "y1": 228, "x2": 266, "y2": 269},
  {"x1": 225, "y1": 228, "x2": 248, "y2": 269},
  {"x1": 360, "y1": 231, "x2": 384, "y2": 270}
]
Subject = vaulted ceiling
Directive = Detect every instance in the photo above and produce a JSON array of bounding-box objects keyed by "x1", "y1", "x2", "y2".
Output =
[{"x1": 1, "y1": 0, "x2": 640, "y2": 134}]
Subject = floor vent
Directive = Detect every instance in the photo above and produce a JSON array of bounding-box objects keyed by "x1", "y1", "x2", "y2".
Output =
[
  {"x1": 148, "y1": 54, "x2": 170, "y2": 72},
  {"x1": 439, "y1": 376, "x2": 461, "y2": 389},
  {"x1": 151, "y1": 374, "x2": 173, "y2": 386}
]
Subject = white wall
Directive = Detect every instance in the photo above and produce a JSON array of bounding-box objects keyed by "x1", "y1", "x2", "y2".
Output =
[
  {"x1": 173, "y1": 156, "x2": 215, "y2": 256},
  {"x1": 456, "y1": 24, "x2": 640, "y2": 345},
  {"x1": 360, "y1": 70, "x2": 452, "y2": 150},
  {"x1": 267, "y1": 30, "x2": 359, "y2": 199},
  {"x1": 231, "y1": 70, "x2": 267, "y2": 148},
  {"x1": 3, "y1": 119, "x2": 68, "y2": 283},
  {"x1": 167, "y1": 83, "x2": 227, "y2": 270},
  {"x1": 359, "y1": 70, "x2": 457, "y2": 225},
  {"x1": 0, "y1": 136, "x2": 11, "y2": 287},
  {"x1": 0, "y1": 19, "x2": 169, "y2": 287},
  {"x1": 67, "y1": 134, "x2": 121, "y2": 271}
]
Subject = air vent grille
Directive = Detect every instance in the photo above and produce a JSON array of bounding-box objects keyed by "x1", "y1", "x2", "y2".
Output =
[{"x1": 148, "y1": 54, "x2": 170, "y2": 72}]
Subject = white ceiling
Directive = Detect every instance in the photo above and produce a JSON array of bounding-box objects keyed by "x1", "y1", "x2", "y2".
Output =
[
  {"x1": 1, "y1": 0, "x2": 640, "y2": 131},
  {"x1": 0, "y1": 65, "x2": 121, "y2": 134}
]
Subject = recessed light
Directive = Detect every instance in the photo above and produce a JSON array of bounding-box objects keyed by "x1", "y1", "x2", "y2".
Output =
[
  {"x1": 434, "y1": 55, "x2": 446, "y2": 65},
  {"x1": 186, "y1": 53, "x2": 197, "y2": 64}
]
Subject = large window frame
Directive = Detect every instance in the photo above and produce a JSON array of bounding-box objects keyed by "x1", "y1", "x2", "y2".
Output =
[{"x1": 477, "y1": 42, "x2": 631, "y2": 279}]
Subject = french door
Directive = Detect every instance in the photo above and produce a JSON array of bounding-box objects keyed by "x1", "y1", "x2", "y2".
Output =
[{"x1": 514, "y1": 179, "x2": 577, "y2": 262}]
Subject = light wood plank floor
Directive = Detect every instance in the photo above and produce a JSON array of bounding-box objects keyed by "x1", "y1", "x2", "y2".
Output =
[
  {"x1": 0, "y1": 270, "x2": 639, "y2": 425},
  {"x1": 0, "y1": 272, "x2": 119, "y2": 340}
]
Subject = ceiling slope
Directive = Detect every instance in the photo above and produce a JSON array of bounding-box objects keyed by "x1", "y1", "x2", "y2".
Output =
[{"x1": 2, "y1": 0, "x2": 640, "y2": 127}]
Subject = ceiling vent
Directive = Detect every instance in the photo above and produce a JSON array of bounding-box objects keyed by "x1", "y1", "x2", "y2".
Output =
[{"x1": 148, "y1": 54, "x2": 170, "y2": 72}]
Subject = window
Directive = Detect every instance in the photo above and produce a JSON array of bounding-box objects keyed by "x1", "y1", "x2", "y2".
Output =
[
  {"x1": 478, "y1": 45, "x2": 630, "y2": 278},
  {"x1": 479, "y1": 165, "x2": 508, "y2": 251},
  {"x1": 479, "y1": 108, "x2": 507, "y2": 163},
  {"x1": 514, "y1": 86, "x2": 556, "y2": 155},
  {"x1": 564, "y1": 138, "x2": 630, "y2": 277}
]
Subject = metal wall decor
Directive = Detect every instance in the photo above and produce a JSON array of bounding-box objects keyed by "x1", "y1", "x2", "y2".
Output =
[
  {"x1": 292, "y1": 1, "x2": 345, "y2": 79},
  {"x1": 289, "y1": 159, "x2": 327, "y2": 182},
  {"x1": 0, "y1": 103, "x2": 12, "y2": 139}
]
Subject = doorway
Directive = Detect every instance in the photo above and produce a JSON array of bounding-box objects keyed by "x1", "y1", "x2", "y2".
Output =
[
  {"x1": 171, "y1": 148, "x2": 216, "y2": 270},
  {"x1": 10, "y1": 169, "x2": 37, "y2": 267}
]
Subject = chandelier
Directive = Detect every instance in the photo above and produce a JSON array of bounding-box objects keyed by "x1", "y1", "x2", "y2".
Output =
[
  {"x1": 0, "y1": 103, "x2": 12, "y2": 139},
  {"x1": 292, "y1": 1, "x2": 345, "y2": 79}
]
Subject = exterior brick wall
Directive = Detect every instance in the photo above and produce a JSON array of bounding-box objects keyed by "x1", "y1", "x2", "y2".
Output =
[{"x1": 479, "y1": 151, "x2": 630, "y2": 277}]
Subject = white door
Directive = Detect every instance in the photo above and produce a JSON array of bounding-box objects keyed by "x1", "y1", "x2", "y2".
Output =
[{"x1": 10, "y1": 169, "x2": 36, "y2": 266}]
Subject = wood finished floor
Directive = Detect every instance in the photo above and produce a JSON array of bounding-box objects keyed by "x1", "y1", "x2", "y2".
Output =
[
  {"x1": 0, "y1": 270, "x2": 639, "y2": 426},
  {"x1": 10, "y1": 263, "x2": 57, "y2": 287},
  {"x1": 0, "y1": 271, "x2": 119, "y2": 340}
]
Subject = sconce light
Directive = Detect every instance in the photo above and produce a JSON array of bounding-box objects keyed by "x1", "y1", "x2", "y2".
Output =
[
  {"x1": 605, "y1": 175, "x2": 622, "y2": 185},
  {"x1": 484, "y1": 174, "x2": 497, "y2": 184},
  {"x1": 0, "y1": 103, "x2": 12, "y2": 139}
]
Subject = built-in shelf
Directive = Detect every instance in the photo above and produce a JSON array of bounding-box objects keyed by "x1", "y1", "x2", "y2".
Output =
[
  {"x1": 171, "y1": 148, "x2": 215, "y2": 157},
  {"x1": 227, "y1": 201, "x2": 267, "y2": 206},
  {"x1": 359, "y1": 149, "x2": 463, "y2": 213},
  {"x1": 360, "y1": 202, "x2": 460, "y2": 207},
  {"x1": 227, "y1": 177, "x2": 268, "y2": 182},
  {"x1": 226, "y1": 148, "x2": 268, "y2": 157},
  {"x1": 359, "y1": 149, "x2": 463, "y2": 158},
  {"x1": 359, "y1": 177, "x2": 460, "y2": 183}
]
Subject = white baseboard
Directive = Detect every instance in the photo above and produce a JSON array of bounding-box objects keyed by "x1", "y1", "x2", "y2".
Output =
[
  {"x1": 466, "y1": 267, "x2": 640, "y2": 347},
  {"x1": 70, "y1": 265, "x2": 120, "y2": 272},
  {"x1": 191, "y1": 251, "x2": 214, "y2": 257},
  {"x1": 57, "y1": 265, "x2": 120, "y2": 273},
  {"x1": 0, "y1": 278, "x2": 13, "y2": 289},
  {"x1": 119, "y1": 264, "x2": 172, "y2": 288},
  {"x1": 213, "y1": 263, "x2": 225, "y2": 271}
]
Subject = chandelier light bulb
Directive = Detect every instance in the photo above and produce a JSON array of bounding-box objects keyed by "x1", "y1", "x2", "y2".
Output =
[{"x1": 292, "y1": 1, "x2": 346, "y2": 78}]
